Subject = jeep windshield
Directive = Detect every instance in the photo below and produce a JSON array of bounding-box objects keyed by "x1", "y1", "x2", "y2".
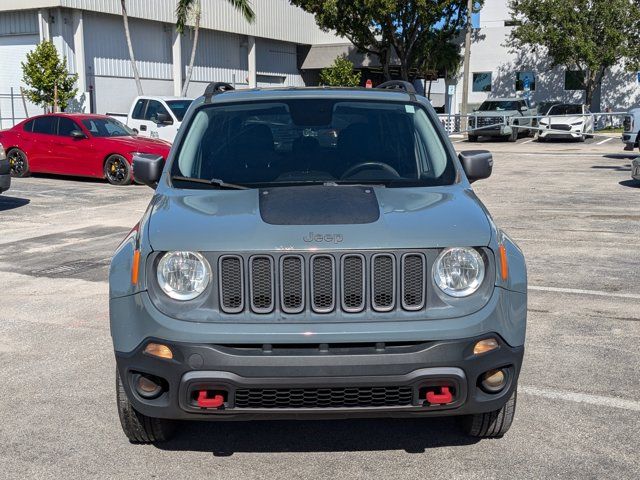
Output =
[
  {"x1": 478, "y1": 101, "x2": 520, "y2": 111},
  {"x1": 173, "y1": 99, "x2": 456, "y2": 188}
]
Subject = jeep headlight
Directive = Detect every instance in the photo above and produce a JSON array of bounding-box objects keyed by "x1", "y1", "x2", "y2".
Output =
[
  {"x1": 157, "y1": 251, "x2": 211, "y2": 300},
  {"x1": 433, "y1": 247, "x2": 485, "y2": 297}
]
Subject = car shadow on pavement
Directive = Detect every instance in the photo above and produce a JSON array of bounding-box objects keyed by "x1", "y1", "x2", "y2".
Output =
[
  {"x1": 30, "y1": 173, "x2": 110, "y2": 184},
  {"x1": 156, "y1": 417, "x2": 479, "y2": 456},
  {"x1": 590, "y1": 164, "x2": 631, "y2": 172},
  {"x1": 603, "y1": 153, "x2": 639, "y2": 160},
  {"x1": 619, "y1": 180, "x2": 639, "y2": 188},
  {"x1": 0, "y1": 195, "x2": 30, "y2": 211}
]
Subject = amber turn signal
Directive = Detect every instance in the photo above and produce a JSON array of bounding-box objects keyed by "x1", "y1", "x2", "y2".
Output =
[
  {"x1": 473, "y1": 337, "x2": 499, "y2": 355},
  {"x1": 144, "y1": 343, "x2": 173, "y2": 360},
  {"x1": 131, "y1": 250, "x2": 141, "y2": 285},
  {"x1": 498, "y1": 244, "x2": 509, "y2": 281}
]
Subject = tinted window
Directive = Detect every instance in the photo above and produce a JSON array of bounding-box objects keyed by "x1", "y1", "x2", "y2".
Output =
[
  {"x1": 58, "y1": 117, "x2": 80, "y2": 136},
  {"x1": 174, "y1": 100, "x2": 455, "y2": 188},
  {"x1": 565, "y1": 71, "x2": 586, "y2": 90},
  {"x1": 82, "y1": 118, "x2": 135, "y2": 137},
  {"x1": 132, "y1": 99, "x2": 147, "y2": 119},
  {"x1": 478, "y1": 101, "x2": 520, "y2": 111},
  {"x1": 472, "y1": 72, "x2": 492, "y2": 92},
  {"x1": 144, "y1": 100, "x2": 169, "y2": 122},
  {"x1": 515, "y1": 71, "x2": 536, "y2": 91},
  {"x1": 32, "y1": 116, "x2": 57, "y2": 135},
  {"x1": 23, "y1": 120, "x2": 34, "y2": 132},
  {"x1": 166, "y1": 100, "x2": 193, "y2": 121},
  {"x1": 548, "y1": 104, "x2": 582, "y2": 115}
]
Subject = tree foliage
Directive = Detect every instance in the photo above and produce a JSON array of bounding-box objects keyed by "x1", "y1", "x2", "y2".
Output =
[
  {"x1": 290, "y1": 0, "x2": 476, "y2": 81},
  {"x1": 21, "y1": 41, "x2": 78, "y2": 110},
  {"x1": 319, "y1": 55, "x2": 362, "y2": 86},
  {"x1": 176, "y1": 0, "x2": 255, "y2": 95},
  {"x1": 508, "y1": 0, "x2": 640, "y2": 107}
]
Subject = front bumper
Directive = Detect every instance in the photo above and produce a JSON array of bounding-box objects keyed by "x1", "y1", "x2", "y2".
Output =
[
  {"x1": 622, "y1": 133, "x2": 638, "y2": 151},
  {"x1": 0, "y1": 158, "x2": 10, "y2": 193},
  {"x1": 538, "y1": 125, "x2": 583, "y2": 139},
  {"x1": 116, "y1": 334, "x2": 524, "y2": 421},
  {"x1": 0, "y1": 173, "x2": 9, "y2": 193},
  {"x1": 632, "y1": 160, "x2": 640, "y2": 181}
]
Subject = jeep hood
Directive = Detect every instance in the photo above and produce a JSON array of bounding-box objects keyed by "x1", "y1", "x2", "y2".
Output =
[{"x1": 147, "y1": 185, "x2": 492, "y2": 251}]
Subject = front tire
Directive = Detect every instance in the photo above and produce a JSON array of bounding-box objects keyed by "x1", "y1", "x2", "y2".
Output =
[
  {"x1": 508, "y1": 125, "x2": 519, "y2": 142},
  {"x1": 104, "y1": 154, "x2": 133, "y2": 185},
  {"x1": 116, "y1": 370, "x2": 175, "y2": 443},
  {"x1": 8, "y1": 148, "x2": 30, "y2": 177},
  {"x1": 459, "y1": 389, "x2": 517, "y2": 438},
  {"x1": 468, "y1": 135, "x2": 479, "y2": 142}
]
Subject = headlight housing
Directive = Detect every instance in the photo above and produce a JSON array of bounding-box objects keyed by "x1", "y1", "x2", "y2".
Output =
[
  {"x1": 571, "y1": 121, "x2": 584, "y2": 126},
  {"x1": 157, "y1": 251, "x2": 211, "y2": 301},
  {"x1": 433, "y1": 247, "x2": 485, "y2": 297}
]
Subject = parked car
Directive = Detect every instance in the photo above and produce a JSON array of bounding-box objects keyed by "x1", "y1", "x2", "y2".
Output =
[
  {"x1": 0, "y1": 114, "x2": 171, "y2": 185},
  {"x1": 537, "y1": 103, "x2": 595, "y2": 142},
  {"x1": 537, "y1": 101, "x2": 560, "y2": 116},
  {"x1": 0, "y1": 143, "x2": 10, "y2": 194},
  {"x1": 468, "y1": 98, "x2": 536, "y2": 142},
  {"x1": 110, "y1": 81, "x2": 527, "y2": 443},
  {"x1": 109, "y1": 96, "x2": 193, "y2": 143},
  {"x1": 622, "y1": 108, "x2": 639, "y2": 151}
]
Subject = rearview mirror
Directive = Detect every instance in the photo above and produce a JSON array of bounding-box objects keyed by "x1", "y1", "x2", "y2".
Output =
[
  {"x1": 133, "y1": 154, "x2": 164, "y2": 188},
  {"x1": 70, "y1": 130, "x2": 86, "y2": 139},
  {"x1": 156, "y1": 113, "x2": 173, "y2": 125},
  {"x1": 459, "y1": 150, "x2": 493, "y2": 183}
]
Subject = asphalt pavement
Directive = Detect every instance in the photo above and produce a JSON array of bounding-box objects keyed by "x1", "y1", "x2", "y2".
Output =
[{"x1": 0, "y1": 138, "x2": 638, "y2": 479}]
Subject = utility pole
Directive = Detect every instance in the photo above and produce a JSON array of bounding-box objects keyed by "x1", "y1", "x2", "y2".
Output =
[{"x1": 460, "y1": 0, "x2": 473, "y2": 129}]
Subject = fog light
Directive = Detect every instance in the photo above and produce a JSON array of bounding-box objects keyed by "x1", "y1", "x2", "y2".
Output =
[
  {"x1": 134, "y1": 374, "x2": 163, "y2": 399},
  {"x1": 481, "y1": 369, "x2": 506, "y2": 393},
  {"x1": 144, "y1": 343, "x2": 173, "y2": 360},
  {"x1": 473, "y1": 337, "x2": 499, "y2": 355}
]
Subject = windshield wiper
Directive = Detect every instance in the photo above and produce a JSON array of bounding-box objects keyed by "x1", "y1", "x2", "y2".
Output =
[{"x1": 171, "y1": 175, "x2": 249, "y2": 190}]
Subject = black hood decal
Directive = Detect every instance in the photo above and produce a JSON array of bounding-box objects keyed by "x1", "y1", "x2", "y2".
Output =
[{"x1": 259, "y1": 185, "x2": 380, "y2": 225}]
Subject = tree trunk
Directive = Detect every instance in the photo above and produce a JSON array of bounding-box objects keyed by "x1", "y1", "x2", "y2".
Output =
[
  {"x1": 381, "y1": 49, "x2": 392, "y2": 81},
  {"x1": 181, "y1": 0, "x2": 201, "y2": 97},
  {"x1": 121, "y1": 0, "x2": 143, "y2": 96}
]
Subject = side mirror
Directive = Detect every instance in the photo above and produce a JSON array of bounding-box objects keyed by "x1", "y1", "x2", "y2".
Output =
[
  {"x1": 156, "y1": 113, "x2": 173, "y2": 125},
  {"x1": 70, "y1": 130, "x2": 86, "y2": 139},
  {"x1": 133, "y1": 153, "x2": 164, "y2": 188},
  {"x1": 459, "y1": 150, "x2": 493, "y2": 183},
  {"x1": 519, "y1": 105, "x2": 528, "y2": 112}
]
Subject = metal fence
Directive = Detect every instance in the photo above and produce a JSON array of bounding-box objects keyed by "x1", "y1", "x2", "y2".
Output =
[
  {"x1": 0, "y1": 88, "x2": 40, "y2": 130},
  {"x1": 438, "y1": 112, "x2": 630, "y2": 138}
]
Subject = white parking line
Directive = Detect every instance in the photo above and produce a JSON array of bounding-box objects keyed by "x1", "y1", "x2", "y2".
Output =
[
  {"x1": 597, "y1": 137, "x2": 613, "y2": 145},
  {"x1": 529, "y1": 285, "x2": 640, "y2": 300},
  {"x1": 520, "y1": 386, "x2": 640, "y2": 412},
  {"x1": 521, "y1": 139, "x2": 534, "y2": 144}
]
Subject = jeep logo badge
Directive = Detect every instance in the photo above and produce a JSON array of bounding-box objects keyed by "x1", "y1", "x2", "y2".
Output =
[{"x1": 303, "y1": 232, "x2": 344, "y2": 244}]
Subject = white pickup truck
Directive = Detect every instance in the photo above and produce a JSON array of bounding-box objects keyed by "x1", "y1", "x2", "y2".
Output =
[
  {"x1": 109, "y1": 96, "x2": 193, "y2": 143},
  {"x1": 622, "y1": 108, "x2": 639, "y2": 151}
]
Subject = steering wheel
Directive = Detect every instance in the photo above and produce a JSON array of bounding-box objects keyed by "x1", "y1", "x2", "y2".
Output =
[{"x1": 341, "y1": 161, "x2": 400, "y2": 179}]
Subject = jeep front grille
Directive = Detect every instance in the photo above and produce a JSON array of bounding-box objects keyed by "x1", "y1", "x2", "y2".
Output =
[
  {"x1": 219, "y1": 256, "x2": 244, "y2": 313},
  {"x1": 217, "y1": 251, "x2": 429, "y2": 315},
  {"x1": 476, "y1": 116, "x2": 503, "y2": 128},
  {"x1": 234, "y1": 385, "x2": 414, "y2": 409}
]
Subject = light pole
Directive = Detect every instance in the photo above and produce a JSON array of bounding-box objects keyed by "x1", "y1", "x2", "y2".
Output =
[{"x1": 460, "y1": 0, "x2": 474, "y2": 129}]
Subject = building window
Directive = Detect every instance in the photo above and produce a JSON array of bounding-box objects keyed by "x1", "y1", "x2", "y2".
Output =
[
  {"x1": 516, "y1": 71, "x2": 535, "y2": 91},
  {"x1": 472, "y1": 72, "x2": 492, "y2": 92},
  {"x1": 565, "y1": 70, "x2": 586, "y2": 90}
]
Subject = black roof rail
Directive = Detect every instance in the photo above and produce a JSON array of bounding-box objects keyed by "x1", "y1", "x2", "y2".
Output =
[
  {"x1": 204, "y1": 82, "x2": 235, "y2": 103},
  {"x1": 376, "y1": 80, "x2": 417, "y2": 97}
]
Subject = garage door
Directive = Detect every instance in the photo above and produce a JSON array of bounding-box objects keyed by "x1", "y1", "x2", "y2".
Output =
[{"x1": 0, "y1": 34, "x2": 40, "y2": 129}]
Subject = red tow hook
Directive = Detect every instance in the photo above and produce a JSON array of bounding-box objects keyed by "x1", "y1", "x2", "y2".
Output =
[
  {"x1": 197, "y1": 390, "x2": 225, "y2": 408},
  {"x1": 425, "y1": 386, "x2": 453, "y2": 405}
]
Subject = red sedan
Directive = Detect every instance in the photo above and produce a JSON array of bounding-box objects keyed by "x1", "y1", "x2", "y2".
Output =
[{"x1": 0, "y1": 113, "x2": 171, "y2": 185}]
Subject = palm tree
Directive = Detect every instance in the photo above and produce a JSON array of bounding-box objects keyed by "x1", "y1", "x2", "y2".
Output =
[
  {"x1": 176, "y1": 0, "x2": 255, "y2": 97},
  {"x1": 121, "y1": 0, "x2": 144, "y2": 95}
]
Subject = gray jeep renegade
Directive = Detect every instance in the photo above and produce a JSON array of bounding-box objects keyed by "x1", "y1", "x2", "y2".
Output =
[{"x1": 110, "y1": 81, "x2": 527, "y2": 443}]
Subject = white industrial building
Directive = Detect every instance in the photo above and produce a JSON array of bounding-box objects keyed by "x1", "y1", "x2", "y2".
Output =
[
  {"x1": 0, "y1": 0, "x2": 343, "y2": 128},
  {"x1": 448, "y1": 0, "x2": 640, "y2": 114}
]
